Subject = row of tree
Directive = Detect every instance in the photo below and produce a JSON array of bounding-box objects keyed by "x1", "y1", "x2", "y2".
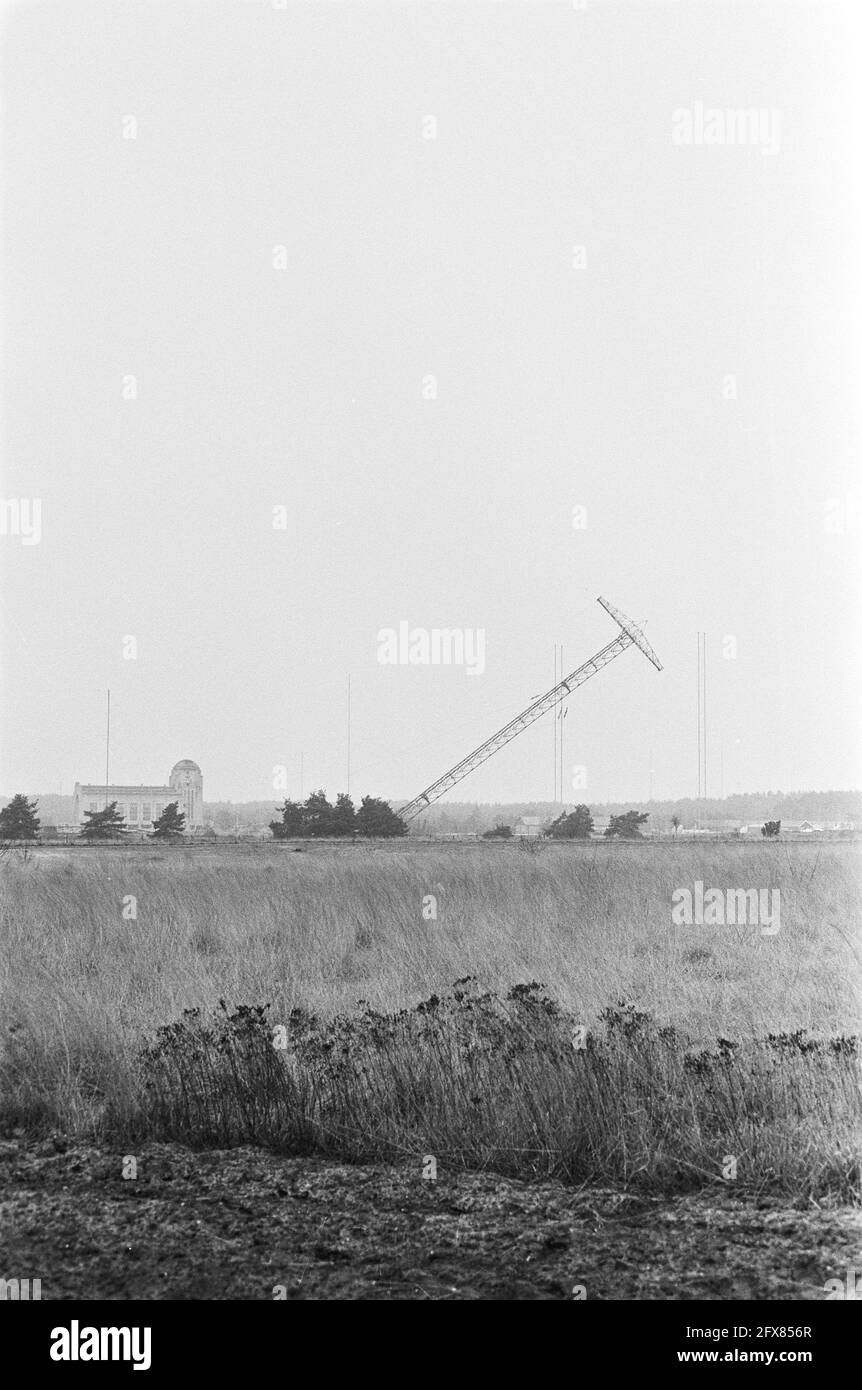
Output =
[
  {"x1": 270, "y1": 791, "x2": 407, "y2": 839},
  {"x1": 0, "y1": 793, "x2": 188, "y2": 840},
  {"x1": 79, "y1": 801, "x2": 188, "y2": 839},
  {"x1": 0, "y1": 789, "x2": 408, "y2": 841},
  {"x1": 484, "y1": 810, "x2": 786, "y2": 840},
  {"x1": 483, "y1": 807, "x2": 650, "y2": 840},
  {"x1": 0, "y1": 793, "x2": 784, "y2": 844}
]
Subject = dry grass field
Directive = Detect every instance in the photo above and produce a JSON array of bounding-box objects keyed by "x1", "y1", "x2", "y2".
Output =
[
  {"x1": 2, "y1": 838, "x2": 860, "y2": 1298},
  {"x1": 1, "y1": 839, "x2": 859, "y2": 1190}
]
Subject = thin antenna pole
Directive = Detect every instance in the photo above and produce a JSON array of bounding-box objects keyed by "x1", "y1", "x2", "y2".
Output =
[
  {"x1": 703, "y1": 634, "x2": 708, "y2": 800},
  {"x1": 104, "y1": 688, "x2": 111, "y2": 810},
  {"x1": 347, "y1": 675, "x2": 351, "y2": 796},
  {"x1": 553, "y1": 644, "x2": 557, "y2": 802},
  {"x1": 692, "y1": 633, "x2": 700, "y2": 800},
  {"x1": 559, "y1": 644, "x2": 564, "y2": 804}
]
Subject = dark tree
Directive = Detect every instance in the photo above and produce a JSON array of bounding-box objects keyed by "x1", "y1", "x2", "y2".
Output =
[
  {"x1": 356, "y1": 796, "x2": 408, "y2": 838},
  {"x1": 329, "y1": 792, "x2": 356, "y2": 837},
  {"x1": 761, "y1": 820, "x2": 781, "y2": 838},
  {"x1": 604, "y1": 810, "x2": 649, "y2": 839},
  {"x1": 80, "y1": 801, "x2": 126, "y2": 840},
  {"x1": 270, "y1": 799, "x2": 306, "y2": 839},
  {"x1": 0, "y1": 793, "x2": 40, "y2": 840},
  {"x1": 303, "y1": 789, "x2": 334, "y2": 837},
  {"x1": 482, "y1": 823, "x2": 513, "y2": 839},
  {"x1": 150, "y1": 801, "x2": 186, "y2": 839},
  {"x1": 546, "y1": 805, "x2": 594, "y2": 840}
]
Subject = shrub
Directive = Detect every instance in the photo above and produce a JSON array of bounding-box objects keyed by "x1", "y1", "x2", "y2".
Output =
[{"x1": 136, "y1": 988, "x2": 861, "y2": 1199}]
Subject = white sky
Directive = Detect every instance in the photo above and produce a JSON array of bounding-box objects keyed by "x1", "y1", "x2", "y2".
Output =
[{"x1": 2, "y1": 0, "x2": 860, "y2": 805}]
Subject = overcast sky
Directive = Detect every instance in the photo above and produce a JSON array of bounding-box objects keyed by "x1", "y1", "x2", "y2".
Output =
[{"x1": 1, "y1": 0, "x2": 860, "y2": 807}]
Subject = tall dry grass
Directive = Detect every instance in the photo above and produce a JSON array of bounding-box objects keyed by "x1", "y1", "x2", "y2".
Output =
[
  {"x1": 136, "y1": 990, "x2": 860, "y2": 1198},
  {"x1": 1, "y1": 841, "x2": 860, "y2": 1195}
]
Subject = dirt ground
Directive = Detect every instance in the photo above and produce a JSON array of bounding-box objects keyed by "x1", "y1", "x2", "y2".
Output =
[{"x1": 1, "y1": 1138, "x2": 859, "y2": 1300}]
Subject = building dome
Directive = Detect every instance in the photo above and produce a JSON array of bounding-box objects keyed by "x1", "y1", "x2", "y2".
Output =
[{"x1": 168, "y1": 759, "x2": 203, "y2": 827}]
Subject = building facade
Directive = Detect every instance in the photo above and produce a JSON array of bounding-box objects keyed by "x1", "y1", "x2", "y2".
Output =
[{"x1": 73, "y1": 760, "x2": 203, "y2": 830}]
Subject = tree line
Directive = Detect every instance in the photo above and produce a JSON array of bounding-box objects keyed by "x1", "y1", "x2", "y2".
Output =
[
  {"x1": 270, "y1": 791, "x2": 407, "y2": 839},
  {"x1": 0, "y1": 790, "x2": 408, "y2": 841},
  {"x1": 483, "y1": 807, "x2": 650, "y2": 840},
  {"x1": 0, "y1": 794, "x2": 782, "y2": 843},
  {"x1": 0, "y1": 793, "x2": 188, "y2": 840}
]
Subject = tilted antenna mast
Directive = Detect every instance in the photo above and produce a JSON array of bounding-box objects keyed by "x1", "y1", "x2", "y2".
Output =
[{"x1": 398, "y1": 596, "x2": 662, "y2": 823}]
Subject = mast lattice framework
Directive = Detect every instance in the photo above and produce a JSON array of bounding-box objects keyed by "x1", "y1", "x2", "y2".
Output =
[{"x1": 397, "y1": 596, "x2": 662, "y2": 824}]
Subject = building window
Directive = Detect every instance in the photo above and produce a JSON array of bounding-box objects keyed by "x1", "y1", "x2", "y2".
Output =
[
  {"x1": 116, "y1": 805, "x2": 126, "y2": 819},
  {"x1": 142, "y1": 804, "x2": 152, "y2": 822},
  {"x1": 153, "y1": 804, "x2": 162, "y2": 820},
  {"x1": 88, "y1": 801, "x2": 97, "y2": 811},
  {"x1": 128, "y1": 804, "x2": 139, "y2": 822}
]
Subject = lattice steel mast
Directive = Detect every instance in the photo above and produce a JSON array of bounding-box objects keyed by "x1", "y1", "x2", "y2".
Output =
[{"x1": 398, "y1": 596, "x2": 662, "y2": 824}]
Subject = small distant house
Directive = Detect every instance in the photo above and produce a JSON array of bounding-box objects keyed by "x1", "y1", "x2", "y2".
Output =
[{"x1": 513, "y1": 816, "x2": 545, "y2": 839}]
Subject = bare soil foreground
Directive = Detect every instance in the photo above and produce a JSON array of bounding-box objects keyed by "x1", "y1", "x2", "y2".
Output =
[{"x1": 2, "y1": 1139, "x2": 859, "y2": 1300}]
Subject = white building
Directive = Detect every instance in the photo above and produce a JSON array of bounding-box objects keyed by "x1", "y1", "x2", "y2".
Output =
[
  {"x1": 73, "y1": 759, "x2": 203, "y2": 830},
  {"x1": 513, "y1": 815, "x2": 546, "y2": 838}
]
